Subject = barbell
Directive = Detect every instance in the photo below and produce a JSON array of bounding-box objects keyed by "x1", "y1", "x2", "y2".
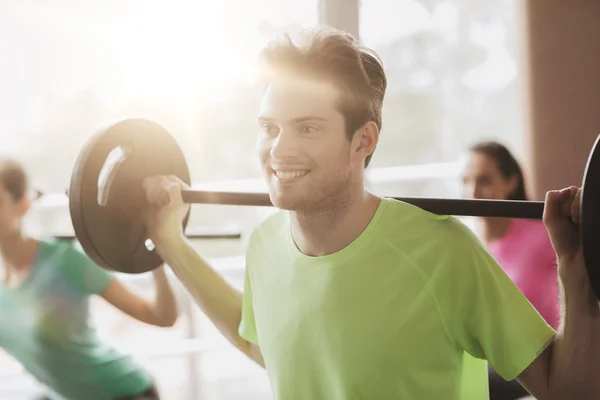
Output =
[
  {"x1": 68, "y1": 118, "x2": 600, "y2": 300},
  {"x1": 53, "y1": 232, "x2": 241, "y2": 241}
]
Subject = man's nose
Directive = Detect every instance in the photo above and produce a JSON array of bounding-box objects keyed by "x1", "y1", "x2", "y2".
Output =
[{"x1": 270, "y1": 130, "x2": 299, "y2": 160}]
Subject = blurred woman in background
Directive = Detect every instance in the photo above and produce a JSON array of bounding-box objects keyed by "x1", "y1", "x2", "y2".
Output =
[
  {"x1": 461, "y1": 141, "x2": 559, "y2": 400},
  {"x1": 0, "y1": 157, "x2": 179, "y2": 400}
]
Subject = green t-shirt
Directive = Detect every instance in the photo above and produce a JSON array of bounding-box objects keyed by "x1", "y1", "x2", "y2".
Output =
[
  {"x1": 0, "y1": 239, "x2": 153, "y2": 400},
  {"x1": 239, "y1": 197, "x2": 556, "y2": 400}
]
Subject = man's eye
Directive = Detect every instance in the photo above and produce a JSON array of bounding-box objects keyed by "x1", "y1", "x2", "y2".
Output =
[
  {"x1": 300, "y1": 126, "x2": 317, "y2": 134},
  {"x1": 262, "y1": 125, "x2": 279, "y2": 135}
]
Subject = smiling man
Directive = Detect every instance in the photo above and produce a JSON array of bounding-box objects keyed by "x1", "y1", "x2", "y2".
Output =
[{"x1": 142, "y1": 27, "x2": 600, "y2": 399}]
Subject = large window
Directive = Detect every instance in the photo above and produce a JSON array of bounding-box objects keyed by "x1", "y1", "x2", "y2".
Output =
[
  {"x1": 360, "y1": 0, "x2": 524, "y2": 198},
  {"x1": 2, "y1": 0, "x2": 318, "y2": 191}
]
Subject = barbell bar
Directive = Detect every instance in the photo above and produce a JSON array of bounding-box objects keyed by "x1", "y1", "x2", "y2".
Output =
[
  {"x1": 181, "y1": 190, "x2": 545, "y2": 219},
  {"x1": 67, "y1": 118, "x2": 600, "y2": 300},
  {"x1": 54, "y1": 232, "x2": 241, "y2": 241}
]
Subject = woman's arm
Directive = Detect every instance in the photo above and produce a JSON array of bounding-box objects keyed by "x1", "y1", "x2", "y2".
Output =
[{"x1": 98, "y1": 265, "x2": 179, "y2": 327}]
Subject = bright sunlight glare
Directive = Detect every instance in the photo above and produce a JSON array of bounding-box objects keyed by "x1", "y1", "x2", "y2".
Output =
[{"x1": 105, "y1": 2, "x2": 268, "y2": 102}]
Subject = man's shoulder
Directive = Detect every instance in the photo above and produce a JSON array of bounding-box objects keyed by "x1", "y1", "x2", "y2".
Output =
[
  {"x1": 380, "y1": 198, "x2": 490, "y2": 273},
  {"x1": 381, "y1": 197, "x2": 475, "y2": 242}
]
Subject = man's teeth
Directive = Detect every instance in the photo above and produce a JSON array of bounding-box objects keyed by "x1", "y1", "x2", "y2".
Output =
[{"x1": 275, "y1": 171, "x2": 307, "y2": 179}]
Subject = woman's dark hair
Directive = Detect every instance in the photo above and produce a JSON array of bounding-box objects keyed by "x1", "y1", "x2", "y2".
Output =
[
  {"x1": 469, "y1": 141, "x2": 528, "y2": 201},
  {"x1": 0, "y1": 157, "x2": 29, "y2": 201}
]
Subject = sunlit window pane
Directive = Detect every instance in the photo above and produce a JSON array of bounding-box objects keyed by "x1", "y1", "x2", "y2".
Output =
[{"x1": 360, "y1": 0, "x2": 522, "y2": 198}]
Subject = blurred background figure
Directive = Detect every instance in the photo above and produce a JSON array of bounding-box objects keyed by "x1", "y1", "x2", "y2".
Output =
[
  {"x1": 461, "y1": 141, "x2": 559, "y2": 400},
  {"x1": 0, "y1": 157, "x2": 179, "y2": 399}
]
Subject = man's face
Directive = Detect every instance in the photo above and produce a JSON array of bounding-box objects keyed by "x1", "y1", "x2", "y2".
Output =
[{"x1": 256, "y1": 77, "x2": 369, "y2": 212}]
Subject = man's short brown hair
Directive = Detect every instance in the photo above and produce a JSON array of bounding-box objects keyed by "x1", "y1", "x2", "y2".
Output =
[{"x1": 259, "y1": 26, "x2": 387, "y2": 167}]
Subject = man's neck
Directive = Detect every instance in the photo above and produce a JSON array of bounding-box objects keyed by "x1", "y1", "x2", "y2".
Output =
[
  {"x1": 290, "y1": 190, "x2": 381, "y2": 257},
  {"x1": 476, "y1": 217, "x2": 512, "y2": 243}
]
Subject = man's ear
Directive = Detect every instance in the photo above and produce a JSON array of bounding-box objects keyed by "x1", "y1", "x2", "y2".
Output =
[{"x1": 353, "y1": 121, "x2": 379, "y2": 162}]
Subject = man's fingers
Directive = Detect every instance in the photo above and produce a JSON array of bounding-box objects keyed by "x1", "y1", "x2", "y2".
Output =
[
  {"x1": 571, "y1": 187, "x2": 582, "y2": 224},
  {"x1": 560, "y1": 194, "x2": 572, "y2": 218},
  {"x1": 168, "y1": 175, "x2": 189, "y2": 188},
  {"x1": 544, "y1": 189, "x2": 565, "y2": 220},
  {"x1": 143, "y1": 176, "x2": 170, "y2": 206},
  {"x1": 561, "y1": 186, "x2": 579, "y2": 219},
  {"x1": 544, "y1": 186, "x2": 580, "y2": 227},
  {"x1": 143, "y1": 177, "x2": 152, "y2": 202},
  {"x1": 144, "y1": 175, "x2": 187, "y2": 208},
  {"x1": 157, "y1": 177, "x2": 173, "y2": 206},
  {"x1": 143, "y1": 176, "x2": 159, "y2": 204},
  {"x1": 165, "y1": 182, "x2": 183, "y2": 205}
]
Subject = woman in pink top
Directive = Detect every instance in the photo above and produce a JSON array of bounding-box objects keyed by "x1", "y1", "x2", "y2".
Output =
[{"x1": 461, "y1": 141, "x2": 559, "y2": 400}]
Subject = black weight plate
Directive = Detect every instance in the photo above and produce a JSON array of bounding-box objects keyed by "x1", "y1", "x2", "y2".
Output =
[
  {"x1": 581, "y1": 133, "x2": 600, "y2": 301},
  {"x1": 69, "y1": 118, "x2": 191, "y2": 273}
]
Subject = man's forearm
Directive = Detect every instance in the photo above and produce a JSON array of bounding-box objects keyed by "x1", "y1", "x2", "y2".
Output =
[
  {"x1": 155, "y1": 235, "x2": 256, "y2": 358},
  {"x1": 549, "y1": 263, "x2": 600, "y2": 399}
]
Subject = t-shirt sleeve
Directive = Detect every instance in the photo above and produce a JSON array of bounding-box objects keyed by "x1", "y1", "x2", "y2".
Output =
[
  {"x1": 238, "y1": 263, "x2": 259, "y2": 345},
  {"x1": 59, "y1": 243, "x2": 115, "y2": 295},
  {"x1": 436, "y1": 218, "x2": 556, "y2": 381}
]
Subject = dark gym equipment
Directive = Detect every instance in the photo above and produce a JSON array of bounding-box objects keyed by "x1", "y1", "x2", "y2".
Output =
[
  {"x1": 68, "y1": 118, "x2": 600, "y2": 300},
  {"x1": 69, "y1": 119, "x2": 191, "y2": 274},
  {"x1": 54, "y1": 232, "x2": 241, "y2": 241}
]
